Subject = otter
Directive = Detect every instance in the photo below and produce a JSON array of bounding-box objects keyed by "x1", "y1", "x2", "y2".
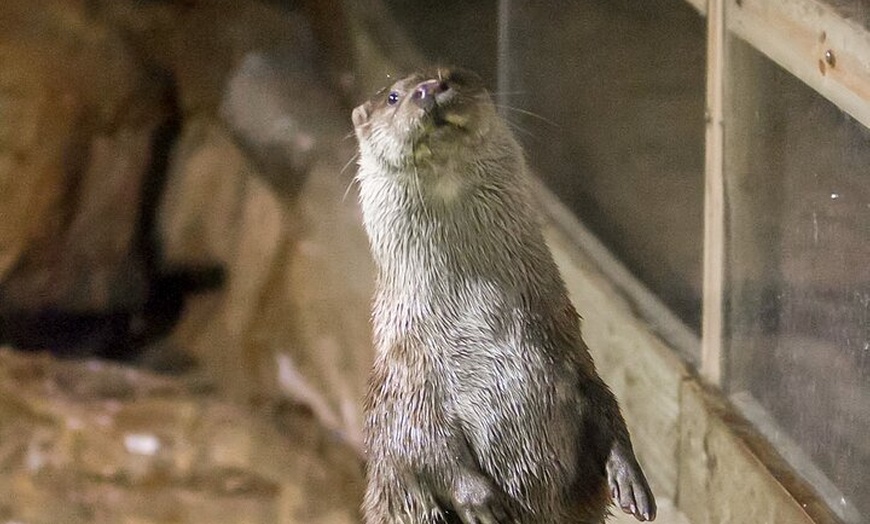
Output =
[{"x1": 352, "y1": 67, "x2": 656, "y2": 524}]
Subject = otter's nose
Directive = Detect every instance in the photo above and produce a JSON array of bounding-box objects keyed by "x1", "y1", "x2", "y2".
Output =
[{"x1": 411, "y1": 79, "x2": 449, "y2": 110}]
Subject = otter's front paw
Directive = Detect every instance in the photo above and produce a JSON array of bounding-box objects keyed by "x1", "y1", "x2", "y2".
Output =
[
  {"x1": 450, "y1": 470, "x2": 512, "y2": 524},
  {"x1": 606, "y1": 445, "x2": 657, "y2": 521}
]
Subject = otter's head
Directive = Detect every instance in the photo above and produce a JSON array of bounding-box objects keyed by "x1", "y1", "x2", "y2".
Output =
[{"x1": 352, "y1": 67, "x2": 501, "y2": 173}]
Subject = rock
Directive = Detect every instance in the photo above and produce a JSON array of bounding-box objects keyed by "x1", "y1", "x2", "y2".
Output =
[
  {"x1": 0, "y1": 0, "x2": 169, "y2": 314},
  {"x1": 99, "y1": 0, "x2": 325, "y2": 116},
  {"x1": 0, "y1": 0, "x2": 186, "y2": 363},
  {"x1": 0, "y1": 347, "x2": 365, "y2": 523},
  {"x1": 0, "y1": 0, "x2": 370, "y2": 520},
  {"x1": 220, "y1": 51, "x2": 318, "y2": 200},
  {"x1": 156, "y1": 117, "x2": 290, "y2": 398}
]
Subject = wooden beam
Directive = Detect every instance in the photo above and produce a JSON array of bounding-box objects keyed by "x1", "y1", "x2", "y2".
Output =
[
  {"x1": 684, "y1": 0, "x2": 708, "y2": 17},
  {"x1": 729, "y1": 0, "x2": 870, "y2": 130},
  {"x1": 701, "y1": 0, "x2": 726, "y2": 385}
]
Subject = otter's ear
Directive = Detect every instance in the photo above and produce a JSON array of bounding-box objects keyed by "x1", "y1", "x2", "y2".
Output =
[{"x1": 352, "y1": 102, "x2": 371, "y2": 128}]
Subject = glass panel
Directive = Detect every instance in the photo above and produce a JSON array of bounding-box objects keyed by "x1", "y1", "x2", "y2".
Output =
[
  {"x1": 724, "y1": 36, "x2": 870, "y2": 523},
  {"x1": 383, "y1": 0, "x2": 499, "y2": 89},
  {"x1": 502, "y1": 0, "x2": 707, "y2": 334}
]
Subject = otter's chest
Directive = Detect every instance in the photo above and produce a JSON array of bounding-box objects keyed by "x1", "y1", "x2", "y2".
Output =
[{"x1": 372, "y1": 275, "x2": 520, "y2": 352}]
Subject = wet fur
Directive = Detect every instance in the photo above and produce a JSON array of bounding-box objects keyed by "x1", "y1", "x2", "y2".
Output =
[{"x1": 353, "y1": 68, "x2": 654, "y2": 524}]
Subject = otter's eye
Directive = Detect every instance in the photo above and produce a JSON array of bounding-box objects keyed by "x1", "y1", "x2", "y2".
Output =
[{"x1": 387, "y1": 91, "x2": 400, "y2": 105}]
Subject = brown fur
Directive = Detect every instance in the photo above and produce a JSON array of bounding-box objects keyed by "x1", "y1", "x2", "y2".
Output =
[{"x1": 353, "y1": 67, "x2": 656, "y2": 524}]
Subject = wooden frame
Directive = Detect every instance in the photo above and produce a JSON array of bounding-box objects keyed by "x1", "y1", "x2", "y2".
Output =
[
  {"x1": 487, "y1": 0, "x2": 868, "y2": 520},
  {"x1": 697, "y1": 0, "x2": 869, "y2": 520},
  {"x1": 493, "y1": 0, "x2": 869, "y2": 520},
  {"x1": 728, "y1": 0, "x2": 870, "y2": 130},
  {"x1": 699, "y1": 0, "x2": 870, "y2": 385},
  {"x1": 701, "y1": 0, "x2": 726, "y2": 386}
]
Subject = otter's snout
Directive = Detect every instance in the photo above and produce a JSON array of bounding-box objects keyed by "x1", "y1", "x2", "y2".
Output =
[{"x1": 411, "y1": 79, "x2": 450, "y2": 111}]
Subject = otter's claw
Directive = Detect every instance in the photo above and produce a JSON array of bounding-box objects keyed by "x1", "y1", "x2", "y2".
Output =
[{"x1": 606, "y1": 445, "x2": 657, "y2": 521}]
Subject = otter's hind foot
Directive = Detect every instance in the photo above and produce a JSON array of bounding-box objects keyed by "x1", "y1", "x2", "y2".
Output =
[
  {"x1": 606, "y1": 444, "x2": 657, "y2": 521},
  {"x1": 448, "y1": 469, "x2": 513, "y2": 524}
]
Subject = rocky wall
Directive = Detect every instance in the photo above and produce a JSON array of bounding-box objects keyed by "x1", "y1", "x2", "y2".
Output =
[{"x1": 0, "y1": 0, "x2": 370, "y2": 521}]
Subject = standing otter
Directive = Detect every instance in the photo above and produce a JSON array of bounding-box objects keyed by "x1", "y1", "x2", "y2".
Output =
[{"x1": 352, "y1": 67, "x2": 656, "y2": 523}]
